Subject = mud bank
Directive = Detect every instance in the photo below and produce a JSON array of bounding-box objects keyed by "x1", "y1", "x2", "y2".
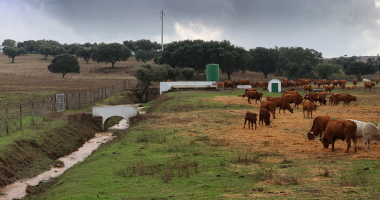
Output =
[{"x1": 0, "y1": 113, "x2": 102, "y2": 188}]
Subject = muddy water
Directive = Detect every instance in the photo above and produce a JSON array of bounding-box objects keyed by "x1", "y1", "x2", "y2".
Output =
[{"x1": 0, "y1": 118, "x2": 131, "y2": 200}]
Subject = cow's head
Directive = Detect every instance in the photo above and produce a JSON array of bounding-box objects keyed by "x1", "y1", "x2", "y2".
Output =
[
  {"x1": 287, "y1": 105, "x2": 294, "y2": 113},
  {"x1": 307, "y1": 132, "x2": 315, "y2": 141},
  {"x1": 322, "y1": 99, "x2": 327, "y2": 105},
  {"x1": 313, "y1": 104, "x2": 319, "y2": 111},
  {"x1": 321, "y1": 137, "x2": 329, "y2": 149},
  {"x1": 242, "y1": 94, "x2": 246, "y2": 98},
  {"x1": 259, "y1": 93, "x2": 264, "y2": 98},
  {"x1": 265, "y1": 120, "x2": 272, "y2": 126}
]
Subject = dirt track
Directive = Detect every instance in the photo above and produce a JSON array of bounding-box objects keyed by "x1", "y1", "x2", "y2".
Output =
[{"x1": 210, "y1": 95, "x2": 380, "y2": 160}]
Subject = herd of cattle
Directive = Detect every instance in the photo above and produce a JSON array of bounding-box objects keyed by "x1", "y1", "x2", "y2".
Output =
[{"x1": 237, "y1": 78, "x2": 380, "y2": 153}]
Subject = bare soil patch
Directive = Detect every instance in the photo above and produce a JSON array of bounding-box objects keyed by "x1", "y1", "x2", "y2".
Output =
[{"x1": 210, "y1": 95, "x2": 380, "y2": 160}]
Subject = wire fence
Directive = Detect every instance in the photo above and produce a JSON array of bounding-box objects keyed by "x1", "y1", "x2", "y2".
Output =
[{"x1": 0, "y1": 79, "x2": 136, "y2": 136}]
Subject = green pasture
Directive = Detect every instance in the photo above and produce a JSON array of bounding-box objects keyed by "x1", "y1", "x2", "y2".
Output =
[{"x1": 24, "y1": 90, "x2": 380, "y2": 199}]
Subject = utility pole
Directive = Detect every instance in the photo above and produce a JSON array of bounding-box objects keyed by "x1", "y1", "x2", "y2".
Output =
[{"x1": 160, "y1": 10, "x2": 165, "y2": 56}]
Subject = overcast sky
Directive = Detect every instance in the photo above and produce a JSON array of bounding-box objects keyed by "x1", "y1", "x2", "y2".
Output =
[{"x1": 2, "y1": 0, "x2": 380, "y2": 58}]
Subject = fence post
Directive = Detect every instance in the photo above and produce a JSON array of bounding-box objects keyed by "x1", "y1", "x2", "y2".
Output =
[
  {"x1": 51, "y1": 97, "x2": 53, "y2": 116},
  {"x1": 90, "y1": 90, "x2": 92, "y2": 104},
  {"x1": 79, "y1": 92, "x2": 81, "y2": 109},
  {"x1": 98, "y1": 88, "x2": 100, "y2": 102},
  {"x1": 93, "y1": 90, "x2": 95, "y2": 103},
  {"x1": 105, "y1": 87, "x2": 107, "y2": 98},
  {"x1": 6, "y1": 107, "x2": 9, "y2": 135},
  {"x1": 20, "y1": 105, "x2": 22, "y2": 130},
  {"x1": 66, "y1": 94, "x2": 68, "y2": 110},
  {"x1": 84, "y1": 90, "x2": 86, "y2": 106},
  {"x1": 32, "y1": 102, "x2": 35, "y2": 125}
]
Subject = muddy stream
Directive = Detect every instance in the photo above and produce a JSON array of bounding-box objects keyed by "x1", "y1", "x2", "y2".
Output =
[{"x1": 0, "y1": 117, "x2": 133, "y2": 199}]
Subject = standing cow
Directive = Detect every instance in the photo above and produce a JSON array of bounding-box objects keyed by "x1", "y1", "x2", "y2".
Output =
[
  {"x1": 244, "y1": 111, "x2": 258, "y2": 129},
  {"x1": 307, "y1": 115, "x2": 331, "y2": 140},
  {"x1": 321, "y1": 120, "x2": 357, "y2": 153},
  {"x1": 259, "y1": 108, "x2": 271, "y2": 126}
]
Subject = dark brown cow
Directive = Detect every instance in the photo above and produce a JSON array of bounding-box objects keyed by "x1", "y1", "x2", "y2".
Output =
[
  {"x1": 317, "y1": 81, "x2": 322, "y2": 88},
  {"x1": 364, "y1": 82, "x2": 375, "y2": 92},
  {"x1": 307, "y1": 115, "x2": 331, "y2": 140},
  {"x1": 304, "y1": 85, "x2": 312, "y2": 94},
  {"x1": 267, "y1": 97, "x2": 294, "y2": 114},
  {"x1": 305, "y1": 92, "x2": 327, "y2": 106},
  {"x1": 224, "y1": 81, "x2": 236, "y2": 90},
  {"x1": 288, "y1": 88, "x2": 295, "y2": 91},
  {"x1": 282, "y1": 94, "x2": 304, "y2": 108},
  {"x1": 244, "y1": 111, "x2": 258, "y2": 129},
  {"x1": 331, "y1": 93, "x2": 357, "y2": 106},
  {"x1": 313, "y1": 80, "x2": 318, "y2": 85},
  {"x1": 303, "y1": 100, "x2": 318, "y2": 118},
  {"x1": 324, "y1": 86, "x2": 335, "y2": 93},
  {"x1": 261, "y1": 101, "x2": 276, "y2": 119},
  {"x1": 236, "y1": 79, "x2": 250, "y2": 86},
  {"x1": 242, "y1": 91, "x2": 263, "y2": 104},
  {"x1": 353, "y1": 79, "x2": 357, "y2": 86},
  {"x1": 259, "y1": 108, "x2": 271, "y2": 126},
  {"x1": 322, "y1": 120, "x2": 357, "y2": 153},
  {"x1": 341, "y1": 83, "x2": 345, "y2": 91}
]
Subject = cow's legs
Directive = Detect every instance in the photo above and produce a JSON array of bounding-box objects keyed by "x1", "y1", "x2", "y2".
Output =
[
  {"x1": 332, "y1": 141, "x2": 335, "y2": 152},
  {"x1": 244, "y1": 119, "x2": 247, "y2": 128},
  {"x1": 346, "y1": 140, "x2": 351, "y2": 153}
]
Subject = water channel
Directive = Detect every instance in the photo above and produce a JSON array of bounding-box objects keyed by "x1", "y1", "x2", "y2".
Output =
[{"x1": 0, "y1": 118, "x2": 130, "y2": 200}]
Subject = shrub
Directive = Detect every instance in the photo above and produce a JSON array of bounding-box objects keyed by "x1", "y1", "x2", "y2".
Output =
[{"x1": 181, "y1": 67, "x2": 195, "y2": 80}]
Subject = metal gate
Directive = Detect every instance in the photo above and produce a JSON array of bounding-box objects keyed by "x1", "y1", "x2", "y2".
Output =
[{"x1": 56, "y1": 93, "x2": 65, "y2": 112}]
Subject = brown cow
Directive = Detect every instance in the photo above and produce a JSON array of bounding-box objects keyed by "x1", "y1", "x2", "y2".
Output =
[
  {"x1": 244, "y1": 111, "x2": 258, "y2": 129},
  {"x1": 313, "y1": 80, "x2": 318, "y2": 85},
  {"x1": 236, "y1": 79, "x2": 250, "y2": 86},
  {"x1": 333, "y1": 80, "x2": 338, "y2": 87},
  {"x1": 288, "y1": 88, "x2": 295, "y2": 91},
  {"x1": 242, "y1": 91, "x2": 263, "y2": 104},
  {"x1": 324, "y1": 86, "x2": 335, "y2": 93},
  {"x1": 261, "y1": 101, "x2": 276, "y2": 119},
  {"x1": 304, "y1": 85, "x2": 312, "y2": 94},
  {"x1": 303, "y1": 100, "x2": 318, "y2": 118},
  {"x1": 282, "y1": 94, "x2": 304, "y2": 108},
  {"x1": 317, "y1": 81, "x2": 322, "y2": 88},
  {"x1": 376, "y1": 78, "x2": 379, "y2": 85},
  {"x1": 224, "y1": 81, "x2": 236, "y2": 90},
  {"x1": 353, "y1": 79, "x2": 357, "y2": 86},
  {"x1": 331, "y1": 93, "x2": 357, "y2": 106},
  {"x1": 245, "y1": 88, "x2": 257, "y2": 92},
  {"x1": 322, "y1": 80, "x2": 331, "y2": 86},
  {"x1": 346, "y1": 85, "x2": 355, "y2": 92},
  {"x1": 341, "y1": 83, "x2": 346, "y2": 91},
  {"x1": 267, "y1": 97, "x2": 294, "y2": 114},
  {"x1": 305, "y1": 92, "x2": 327, "y2": 106},
  {"x1": 282, "y1": 91, "x2": 299, "y2": 97},
  {"x1": 259, "y1": 108, "x2": 271, "y2": 126},
  {"x1": 364, "y1": 82, "x2": 375, "y2": 92},
  {"x1": 321, "y1": 120, "x2": 357, "y2": 153},
  {"x1": 217, "y1": 82, "x2": 224, "y2": 88},
  {"x1": 262, "y1": 86, "x2": 268, "y2": 90},
  {"x1": 307, "y1": 115, "x2": 332, "y2": 140}
]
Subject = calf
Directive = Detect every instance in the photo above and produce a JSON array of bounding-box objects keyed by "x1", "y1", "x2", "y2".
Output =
[
  {"x1": 244, "y1": 111, "x2": 258, "y2": 129},
  {"x1": 259, "y1": 108, "x2": 271, "y2": 126},
  {"x1": 348, "y1": 119, "x2": 379, "y2": 150},
  {"x1": 261, "y1": 101, "x2": 276, "y2": 119},
  {"x1": 303, "y1": 100, "x2": 318, "y2": 118},
  {"x1": 307, "y1": 115, "x2": 331, "y2": 140},
  {"x1": 322, "y1": 120, "x2": 357, "y2": 153}
]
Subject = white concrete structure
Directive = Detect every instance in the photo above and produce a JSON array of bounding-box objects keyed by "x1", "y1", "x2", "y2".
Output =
[
  {"x1": 160, "y1": 81, "x2": 216, "y2": 94},
  {"x1": 237, "y1": 85, "x2": 252, "y2": 89},
  {"x1": 92, "y1": 104, "x2": 139, "y2": 130},
  {"x1": 268, "y1": 79, "x2": 281, "y2": 93}
]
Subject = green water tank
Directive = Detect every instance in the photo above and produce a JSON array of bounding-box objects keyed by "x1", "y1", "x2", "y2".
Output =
[{"x1": 206, "y1": 64, "x2": 219, "y2": 81}]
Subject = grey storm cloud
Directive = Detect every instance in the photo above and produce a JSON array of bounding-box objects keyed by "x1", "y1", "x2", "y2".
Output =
[{"x1": 1, "y1": 0, "x2": 380, "y2": 57}]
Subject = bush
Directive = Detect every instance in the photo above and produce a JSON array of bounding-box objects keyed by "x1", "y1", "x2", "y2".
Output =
[
  {"x1": 181, "y1": 67, "x2": 195, "y2": 80},
  {"x1": 327, "y1": 73, "x2": 356, "y2": 81}
]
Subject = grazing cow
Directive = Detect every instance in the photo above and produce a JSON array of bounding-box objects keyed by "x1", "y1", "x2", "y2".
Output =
[
  {"x1": 353, "y1": 79, "x2": 357, "y2": 86},
  {"x1": 333, "y1": 80, "x2": 338, "y2": 87},
  {"x1": 317, "y1": 81, "x2": 322, "y2": 88},
  {"x1": 282, "y1": 91, "x2": 299, "y2": 97},
  {"x1": 224, "y1": 81, "x2": 236, "y2": 90},
  {"x1": 376, "y1": 78, "x2": 379, "y2": 85},
  {"x1": 242, "y1": 91, "x2": 263, "y2": 104},
  {"x1": 307, "y1": 115, "x2": 331, "y2": 140},
  {"x1": 346, "y1": 85, "x2": 355, "y2": 92},
  {"x1": 321, "y1": 120, "x2": 357, "y2": 153},
  {"x1": 324, "y1": 86, "x2": 335, "y2": 93},
  {"x1": 288, "y1": 88, "x2": 295, "y2": 91},
  {"x1": 244, "y1": 111, "x2": 258, "y2": 129},
  {"x1": 261, "y1": 101, "x2": 276, "y2": 119},
  {"x1": 348, "y1": 119, "x2": 379, "y2": 150},
  {"x1": 217, "y1": 82, "x2": 224, "y2": 88},
  {"x1": 303, "y1": 100, "x2": 319, "y2": 118},
  {"x1": 267, "y1": 97, "x2": 294, "y2": 114},
  {"x1": 304, "y1": 85, "x2": 312, "y2": 94},
  {"x1": 364, "y1": 82, "x2": 375, "y2": 92},
  {"x1": 259, "y1": 108, "x2": 271, "y2": 126},
  {"x1": 331, "y1": 93, "x2": 357, "y2": 106},
  {"x1": 305, "y1": 92, "x2": 327, "y2": 106},
  {"x1": 282, "y1": 94, "x2": 304, "y2": 108}
]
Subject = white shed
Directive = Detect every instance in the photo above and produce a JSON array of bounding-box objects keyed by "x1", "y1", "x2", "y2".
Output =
[{"x1": 268, "y1": 79, "x2": 281, "y2": 93}]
